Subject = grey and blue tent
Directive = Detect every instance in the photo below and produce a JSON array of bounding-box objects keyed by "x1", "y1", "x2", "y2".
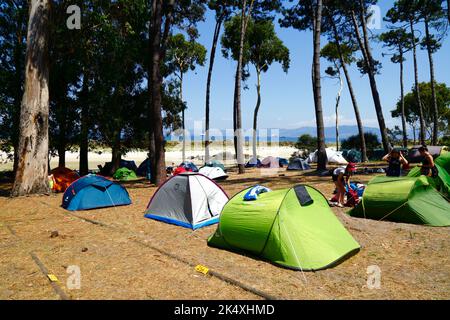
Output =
[{"x1": 287, "y1": 158, "x2": 311, "y2": 171}]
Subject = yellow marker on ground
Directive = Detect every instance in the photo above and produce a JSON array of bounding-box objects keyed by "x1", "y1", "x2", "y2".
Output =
[
  {"x1": 195, "y1": 265, "x2": 209, "y2": 275},
  {"x1": 47, "y1": 274, "x2": 59, "y2": 282}
]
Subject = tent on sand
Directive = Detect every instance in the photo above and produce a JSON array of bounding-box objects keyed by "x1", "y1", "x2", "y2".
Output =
[
  {"x1": 348, "y1": 176, "x2": 450, "y2": 226},
  {"x1": 144, "y1": 172, "x2": 229, "y2": 229},
  {"x1": 287, "y1": 158, "x2": 311, "y2": 171},
  {"x1": 50, "y1": 167, "x2": 80, "y2": 192},
  {"x1": 208, "y1": 185, "x2": 360, "y2": 271}
]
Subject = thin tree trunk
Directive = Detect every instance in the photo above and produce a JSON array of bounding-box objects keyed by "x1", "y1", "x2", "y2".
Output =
[
  {"x1": 149, "y1": 0, "x2": 167, "y2": 186},
  {"x1": 399, "y1": 50, "x2": 408, "y2": 148},
  {"x1": 252, "y1": 68, "x2": 262, "y2": 163},
  {"x1": 58, "y1": 129, "x2": 66, "y2": 168},
  {"x1": 11, "y1": 0, "x2": 51, "y2": 196},
  {"x1": 110, "y1": 130, "x2": 122, "y2": 176},
  {"x1": 335, "y1": 65, "x2": 343, "y2": 152},
  {"x1": 331, "y1": 20, "x2": 368, "y2": 162},
  {"x1": 205, "y1": 17, "x2": 223, "y2": 163},
  {"x1": 233, "y1": 0, "x2": 253, "y2": 174},
  {"x1": 424, "y1": 19, "x2": 439, "y2": 145},
  {"x1": 79, "y1": 74, "x2": 89, "y2": 176},
  {"x1": 312, "y1": 0, "x2": 327, "y2": 171},
  {"x1": 410, "y1": 19, "x2": 426, "y2": 145},
  {"x1": 180, "y1": 72, "x2": 185, "y2": 163},
  {"x1": 352, "y1": 5, "x2": 390, "y2": 153}
]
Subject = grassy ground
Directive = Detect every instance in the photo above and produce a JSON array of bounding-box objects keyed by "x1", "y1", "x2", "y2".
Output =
[{"x1": 0, "y1": 165, "x2": 449, "y2": 300}]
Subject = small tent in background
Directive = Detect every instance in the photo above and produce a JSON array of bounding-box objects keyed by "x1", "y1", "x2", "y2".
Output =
[
  {"x1": 144, "y1": 172, "x2": 229, "y2": 229},
  {"x1": 307, "y1": 148, "x2": 348, "y2": 165},
  {"x1": 349, "y1": 176, "x2": 450, "y2": 226},
  {"x1": 50, "y1": 167, "x2": 80, "y2": 192},
  {"x1": 100, "y1": 160, "x2": 138, "y2": 176},
  {"x1": 407, "y1": 152, "x2": 450, "y2": 198},
  {"x1": 199, "y1": 166, "x2": 228, "y2": 180},
  {"x1": 179, "y1": 161, "x2": 199, "y2": 172},
  {"x1": 287, "y1": 158, "x2": 311, "y2": 171},
  {"x1": 208, "y1": 185, "x2": 360, "y2": 271},
  {"x1": 260, "y1": 156, "x2": 280, "y2": 168},
  {"x1": 113, "y1": 167, "x2": 138, "y2": 181},
  {"x1": 136, "y1": 158, "x2": 151, "y2": 178},
  {"x1": 278, "y1": 158, "x2": 289, "y2": 167},
  {"x1": 245, "y1": 158, "x2": 261, "y2": 168},
  {"x1": 62, "y1": 174, "x2": 131, "y2": 211},
  {"x1": 342, "y1": 149, "x2": 362, "y2": 163},
  {"x1": 201, "y1": 160, "x2": 226, "y2": 172},
  {"x1": 408, "y1": 146, "x2": 448, "y2": 163}
]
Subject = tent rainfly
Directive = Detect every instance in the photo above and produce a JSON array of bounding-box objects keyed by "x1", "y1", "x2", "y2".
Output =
[
  {"x1": 287, "y1": 158, "x2": 311, "y2": 171},
  {"x1": 199, "y1": 166, "x2": 228, "y2": 180},
  {"x1": 208, "y1": 185, "x2": 360, "y2": 271},
  {"x1": 349, "y1": 176, "x2": 450, "y2": 226},
  {"x1": 144, "y1": 172, "x2": 229, "y2": 229},
  {"x1": 307, "y1": 148, "x2": 348, "y2": 165}
]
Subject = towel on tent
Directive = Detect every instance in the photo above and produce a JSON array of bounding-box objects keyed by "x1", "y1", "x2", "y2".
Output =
[
  {"x1": 294, "y1": 185, "x2": 314, "y2": 206},
  {"x1": 243, "y1": 185, "x2": 271, "y2": 201}
]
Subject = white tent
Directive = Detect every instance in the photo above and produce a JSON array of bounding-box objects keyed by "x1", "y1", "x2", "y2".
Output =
[
  {"x1": 261, "y1": 156, "x2": 280, "y2": 168},
  {"x1": 307, "y1": 148, "x2": 348, "y2": 165},
  {"x1": 199, "y1": 166, "x2": 228, "y2": 180},
  {"x1": 144, "y1": 172, "x2": 229, "y2": 229}
]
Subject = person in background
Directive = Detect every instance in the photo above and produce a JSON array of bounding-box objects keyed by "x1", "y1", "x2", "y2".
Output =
[
  {"x1": 418, "y1": 146, "x2": 438, "y2": 178},
  {"x1": 332, "y1": 163, "x2": 357, "y2": 208},
  {"x1": 382, "y1": 148, "x2": 408, "y2": 177}
]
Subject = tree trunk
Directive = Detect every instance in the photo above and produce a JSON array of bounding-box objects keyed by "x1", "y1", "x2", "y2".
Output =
[
  {"x1": 180, "y1": 72, "x2": 186, "y2": 163},
  {"x1": 410, "y1": 19, "x2": 426, "y2": 145},
  {"x1": 233, "y1": 0, "x2": 252, "y2": 174},
  {"x1": 252, "y1": 68, "x2": 262, "y2": 163},
  {"x1": 110, "y1": 130, "x2": 122, "y2": 176},
  {"x1": 149, "y1": 0, "x2": 167, "y2": 186},
  {"x1": 312, "y1": 0, "x2": 327, "y2": 171},
  {"x1": 332, "y1": 20, "x2": 368, "y2": 162},
  {"x1": 205, "y1": 17, "x2": 223, "y2": 163},
  {"x1": 11, "y1": 0, "x2": 51, "y2": 196},
  {"x1": 352, "y1": 5, "x2": 390, "y2": 153},
  {"x1": 335, "y1": 65, "x2": 343, "y2": 152},
  {"x1": 424, "y1": 19, "x2": 439, "y2": 145},
  {"x1": 399, "y1": 51, "x2": 408, "y2": 148},
  {"x1": 79, "y1": 74, "x2": 89, "y2": 176}
]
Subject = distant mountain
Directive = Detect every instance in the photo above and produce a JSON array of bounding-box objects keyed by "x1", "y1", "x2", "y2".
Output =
[{"x1": 278, "y1": 126, "x2": 382, "y2": 143}]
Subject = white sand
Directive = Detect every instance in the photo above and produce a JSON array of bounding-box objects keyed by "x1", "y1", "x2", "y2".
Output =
[{"x1": 0, "y1": 145, "x2": 298, "y2": 171}]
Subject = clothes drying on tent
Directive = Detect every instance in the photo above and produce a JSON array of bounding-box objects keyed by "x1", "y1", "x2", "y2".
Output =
[
  {"x1": 144, "y1": 172, "x2": 229, "y2": 229},
  {"x1": 208, "y1": 185, "x2": 360, "y2": 271},
  {"x1": 287, "y1": 158, "x2": 311, "y2": 171},
  {"x1": 260, "y1": 156, "x2": 280, "y2": 168},
  {"x1": 199, "y1": 166, "x2": 228, "y2": 180},
  {"x1": 201, "y1": 160, "x2": 226, "y2": 172},
  {"x1": 408, "y1": 146, "x2": 448, "y2": 163},
  {"x1": 245, "y1": 158, "x2": 261, "y2": 168},
  {"x1": 348, "y1": 176, "x2": 450, "y2": 226},
  {"x1": 307, "y1": 149, "x2": 348, "y2": 165},
  {"x1": 113, "y1": 167, "x2": 138, "y2": 181},
  {"x1": 62, "y1": 174, "x2": 131, "y2": 211},
  {"x1": 136, "y1": 158, "x2": 151, "y2": 178},
  {"x1": 50, "y1": 167, "x2": 80, "y2": 193},
  {"x1": 407, "y1": 152, "x2": 450, "y2": 198},
  {"x1": 100, "y1": 160, "x2": 137, "y2": 176}
]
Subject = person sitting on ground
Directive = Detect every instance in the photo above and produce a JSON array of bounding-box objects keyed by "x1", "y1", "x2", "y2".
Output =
[
  {"x1": 418, "y1": 146, "x2": 438, "y2": 178},
  {"x1": 382, "y1": 148, "x2": 408, "y2": 177},
  {"x1": 332, "y1": 163, "x2": 357, "y2": 208}
]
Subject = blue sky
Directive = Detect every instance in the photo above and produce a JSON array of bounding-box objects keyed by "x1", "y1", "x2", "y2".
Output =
[{"x1": 179, "y1": 2, "x2": 450, "y2": 133}]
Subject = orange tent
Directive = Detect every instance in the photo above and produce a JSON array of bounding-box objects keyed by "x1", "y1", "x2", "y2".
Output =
[{"x1": 50, "y1": 167, "x2": 80, "y2": 192}]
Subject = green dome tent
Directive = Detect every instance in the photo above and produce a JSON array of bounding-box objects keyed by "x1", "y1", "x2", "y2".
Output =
[
  {"x1": 208, "y1": 185, "x2": 360, "y2": 271},
  {"x1": 349, "y1": 176, "x2": 450, "y2": 226},
  {"x1": 113, "y1": 167, "x2": 139, "y2": 181},
  {"x1": 201, "y1": 160, "x2": 226, "y2": 172},
  {"x1": 407, "y1": 152, "x2": 450, "y2": 198}
]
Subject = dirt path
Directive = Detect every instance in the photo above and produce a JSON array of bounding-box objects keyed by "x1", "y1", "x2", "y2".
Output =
[{"x1": 1, "y1": 169, "x2": 449, "y2": 299}]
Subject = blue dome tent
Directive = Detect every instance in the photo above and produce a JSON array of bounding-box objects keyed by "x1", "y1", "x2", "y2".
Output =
[{"x1": 62, "y1": 175, "x2": 132, "y2": 211}]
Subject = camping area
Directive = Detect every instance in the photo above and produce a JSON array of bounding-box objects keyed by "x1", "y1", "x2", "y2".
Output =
[{"x1": 1, "y1": 0, "x2": 450, "y2": 303}]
